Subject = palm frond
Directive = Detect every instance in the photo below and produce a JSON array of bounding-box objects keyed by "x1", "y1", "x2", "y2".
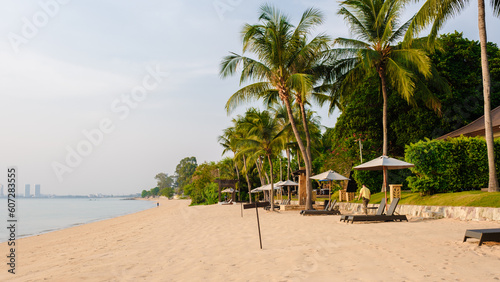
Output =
[{"x1": 225, "y1": 82, "x2": 274, "y2": 114}]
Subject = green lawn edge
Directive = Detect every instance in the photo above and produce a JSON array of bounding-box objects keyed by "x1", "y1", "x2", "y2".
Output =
[{"x1": 291, "y1": 190, "x2": 500, "y2": 208}]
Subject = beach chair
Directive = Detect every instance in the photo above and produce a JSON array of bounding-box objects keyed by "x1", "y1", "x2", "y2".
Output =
[
  {"x1": 300, "y1": 200, "x2": 341, "y2": 215},
  {"x1": 346, "y1": 198, "x2": 408, "y2": 224},
  {"x1": 463, "y1": 228, "x2": 500, "y2": 246},
  {"x1": 340, "y1": 198, "x2": 386, "y2": 222},
  {"x1": 221, "y1": 199, "x2": 233, "y2": 205}
]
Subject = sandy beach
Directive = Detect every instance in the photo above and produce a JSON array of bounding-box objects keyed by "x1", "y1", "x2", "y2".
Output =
[{"x1": 1, "y1": 198, "x2": 500, "y2": 281}]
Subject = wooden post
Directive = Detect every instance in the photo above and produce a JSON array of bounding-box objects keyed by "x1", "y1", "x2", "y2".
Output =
[
  {"x1": 383, "y1": 167, "x2": 388, "y2": 212},
  {"x1": 243, "y1": 199, "x2": 269, "y2": 249},
  {"x1": 298, "y1": 168, "x2": 307, "y2": 205},
  {"x1": 255, "y1": 203, "x2": 262, "y2": 249}
]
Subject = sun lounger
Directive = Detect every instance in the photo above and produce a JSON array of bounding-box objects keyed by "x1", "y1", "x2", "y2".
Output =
[
  {"x1": 346, "y1": 198, "x2": 407, "y2": 223},
  {"x1": 264, "y1": 201, "x2": 280, "y2": 210},
  {"x1": 463, "y1": 228, "x2": 500, "y2": 246},
  {"x1": 300, "y1": 200, "x2": 341, "y2": 215},
  {"x1": 221, "y1": 199, "x2": 233, "y2": 205},
  {"x1": 340, "y1": 198, "x2": 386, "y2": 222}
]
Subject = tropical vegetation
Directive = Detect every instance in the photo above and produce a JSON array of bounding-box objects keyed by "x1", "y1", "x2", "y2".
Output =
[{"x1": 141, "y1": 1, "x2": 500, "y2": 207}]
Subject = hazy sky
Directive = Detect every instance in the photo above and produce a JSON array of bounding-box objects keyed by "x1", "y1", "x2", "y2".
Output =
[{"x1": 0, "y1": 0, "x2": 498, "y2": 196}]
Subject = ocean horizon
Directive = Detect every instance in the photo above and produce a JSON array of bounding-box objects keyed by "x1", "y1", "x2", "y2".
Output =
[{"x1": 0, "y1": 197, "x2": 156, "y2": 242}]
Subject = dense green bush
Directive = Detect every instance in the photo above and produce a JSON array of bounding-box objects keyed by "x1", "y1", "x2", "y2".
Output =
[{"x1": 405, "y1": 136, "x2": 500, "y2": 194}]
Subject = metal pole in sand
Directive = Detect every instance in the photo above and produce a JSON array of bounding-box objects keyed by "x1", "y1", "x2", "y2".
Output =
[{"x1": 255, "y1": 201, "x2": 262, "y2": 249}]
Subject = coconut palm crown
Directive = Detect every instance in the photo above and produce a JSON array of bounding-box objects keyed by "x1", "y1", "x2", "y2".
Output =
[{"x1": 327, "y1": 0, "x2": 442, "y2": 156}]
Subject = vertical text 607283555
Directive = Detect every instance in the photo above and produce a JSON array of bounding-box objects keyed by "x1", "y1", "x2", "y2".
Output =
[{"x1": 6, "y1": 167, "x2": 17, "y2": 274}]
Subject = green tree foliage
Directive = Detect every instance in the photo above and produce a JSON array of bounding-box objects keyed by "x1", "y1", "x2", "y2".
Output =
[
  {"x1": 141, "y1": 190, "x2": 150, "y2": 198},
  {"x1": 326, "y1": 0, "x2": 442, "y2": 156},
  {"x1": 408, "y1": 0, "x2": 500, "y2": 192},
  {"x1": 184, "y1": 162, "x2": 219, "y2": 205},
  {"x1": 155, "y1": 173, "x2": 175, "y2": 189},
  {"x1": 324, "y1": 33, "x2": 500, "y2": 192},
  {"x1": 175, "y1": 157, "x2": 197, "y2": 194},
  {"x1": 406, "y1": 137, "x2": 500, "y2": 194},
  {"x1": 220, "y1": 5, "x2": 328, "y2": 210}
]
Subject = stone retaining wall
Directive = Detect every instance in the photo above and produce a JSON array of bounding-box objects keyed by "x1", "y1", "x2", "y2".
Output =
[{"x1": 336, "y1": 202, "x2": 500, "y2": 221}]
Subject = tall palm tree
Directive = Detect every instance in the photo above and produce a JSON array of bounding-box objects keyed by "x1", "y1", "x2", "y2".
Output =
[
  {"x1": 407, "y1": 0, "x2": 500, "y2": 191},
  {"x1": 327, "y1": 0, "x2": 441, "y2": 158},
  {"x1": 220, "y1": 5, "x2": 328, "y2": 209},
  {"x1": 237, "y1": 108, "x2": 286, "y2": 210}
]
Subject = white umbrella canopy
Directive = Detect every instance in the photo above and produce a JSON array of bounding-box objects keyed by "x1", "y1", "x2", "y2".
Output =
[
  {"x1": 354, "y1": 155, "x2": 414, "y2": 171},
  {"x1": 277, "y1": 180, "x2": 299, "y2": 186},
  {"x1": 250, "y1": 183, "x2": 281, "y2": 193},
  {"x1": 310, "y1": 170, "x2": 349, "y2": 181},
  {"x1": 261, "y1": 183, "x2": 282, "y2": 191},
  {"x1": 221, "y1": 188, "x2": 238, "y2": 193}
]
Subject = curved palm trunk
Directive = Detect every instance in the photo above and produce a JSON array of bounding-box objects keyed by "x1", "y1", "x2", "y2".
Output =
[
  {"x1": 299, "y1": 102, "x2": 314, "y2": 209},
  {"x1": 255, "y1": 160, "x2": 264, "y2": 186},
  {"x1": 261, "y1": 157, "x2": 270, "y2": 184},
  {"x1": 267, "y1": 155, "x2": 275, "y2": 210},
  {"x1": 283, "y1": 98, "x2": 313, "y2": 210},
  {"x1": 379, "y1": 70, "x2": 389, "y2": 201},
  {"x1": 233, "y1": 159, "x2": 241, "y2": 201},
  {"x1": 478, "y1": 0, "x2": 499, "y2": 192},
  {"x1": 243, "y1": 155, "x2": 252, "y2": 203},
  {"x1": 286, "y1": 147, "x2": 291, "y2": 180},
  {"x1": 379, "y1": 70, "x2": 389, "y2": 156}
]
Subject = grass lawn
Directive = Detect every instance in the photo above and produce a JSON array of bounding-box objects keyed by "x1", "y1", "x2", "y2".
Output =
[
  {"x1": 360, "y1": 191, "x2": 500, "y2": 208},
  {"x1": 285, "y1": 190, "x2": 500, "y2": 208}
]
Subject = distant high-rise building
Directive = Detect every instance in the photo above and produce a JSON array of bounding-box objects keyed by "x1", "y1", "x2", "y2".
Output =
[
  {"x1": 25, "y1": 184, "x2": 30, "y2": 198},
  {"x1": 0, "y1": 184, "x2": 3, "y2": 197},
  {"x1": 35, "y1": 184, "x2": 41, "y2": 197}
]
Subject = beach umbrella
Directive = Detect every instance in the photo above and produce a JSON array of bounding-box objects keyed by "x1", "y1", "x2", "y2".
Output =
[
  {"x1": 310, "y1": 170, "x2": 349, "y2": 181},
  {"x1": 354, "y1": 155, "x2": 414, "y2": 211},
  {"x1": 221, "y1": 188, "x2": 237, "y2": 193},
  {"x1": 310, "y1": 170, "x2": 349, "y2": 201},
  {"x1": 276, "y1": 180, "x2": 298, "y2": 203},
  {"x1": 221, "y1": 188, "x2": 238, "y2": 202},
  {"x1": 276, "y1": 180, "x2": 299, "y2": 186}
]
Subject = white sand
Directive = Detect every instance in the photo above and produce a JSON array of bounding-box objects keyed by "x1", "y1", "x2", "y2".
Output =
[{"x1": 1, "y1": 199, "x2": 500, "y2": 281}]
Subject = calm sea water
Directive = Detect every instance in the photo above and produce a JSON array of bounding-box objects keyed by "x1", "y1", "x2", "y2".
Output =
[{"x1": 0, "y1": 197, "x2": 156, "y2": 242}]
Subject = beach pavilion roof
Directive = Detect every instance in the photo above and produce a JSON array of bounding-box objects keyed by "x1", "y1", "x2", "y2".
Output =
[{"x1": 436, "y1": 105, "x2": 500, "y2": 140}]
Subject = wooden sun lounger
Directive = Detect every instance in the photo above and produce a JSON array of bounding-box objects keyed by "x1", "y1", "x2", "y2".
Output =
[
  {"x1": 340, "y1": 198, "x2": 386, "y2": 222},
  {"x1": 300, "y1": 200, "x2": 341, "y2": 216},
  {"x1": 463, "y1": 229, "x2": 500, "y2": 246},
  {"x1": 346, "y1": 198, "x2": 408, "y2": 224}
]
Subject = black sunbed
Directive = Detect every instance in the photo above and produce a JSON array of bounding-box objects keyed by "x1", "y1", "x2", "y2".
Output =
[
  {"x1": 463, "y1": 228, "x2": 500, "y2": 246},
  {"x1": 346, "y1": 198, "x2": 407, "y2": 224},
  {"x1": 340, "y1": 198, "x2": 386, "y2": 222},
  {"x1": 300, "y1": 199, "x2": 341, "y2": 215}
]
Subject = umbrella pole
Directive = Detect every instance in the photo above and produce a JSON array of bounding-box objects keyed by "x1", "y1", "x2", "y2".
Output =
[
  {"x1": 383, "y1": 167, "x2": 388, "y2": 213},
  {"x1": 329, "y1": 180, "x2": 332, "y2": 206}
]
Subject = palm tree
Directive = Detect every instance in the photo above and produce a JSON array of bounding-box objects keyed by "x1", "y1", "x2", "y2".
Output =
[
  {"x1": 407, "y1": 0, "x2": 500, "y2": 192},
  {"x1": 234, "y1": 116, "x2": 258, "y2": 203},
  {"x1": 237, "y1": 108, "x2": 286, "y2": 210},
  {"x1": 219, "y1": 122, "x2": 255, "y2": 202},
  {"x1": 220, "y1": 5, "x2": 328, "y2": 209},
  {"x1": 218, "y1": 127, "x2": 241, "y2": 180},
  {"x1": 326, "y1": 0, "x2": 441, "y2": 158}
]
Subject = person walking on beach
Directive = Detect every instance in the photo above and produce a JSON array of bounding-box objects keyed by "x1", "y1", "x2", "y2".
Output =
[{"x1": 357, "y1": 185, "x2": 371, "y2": 215}]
